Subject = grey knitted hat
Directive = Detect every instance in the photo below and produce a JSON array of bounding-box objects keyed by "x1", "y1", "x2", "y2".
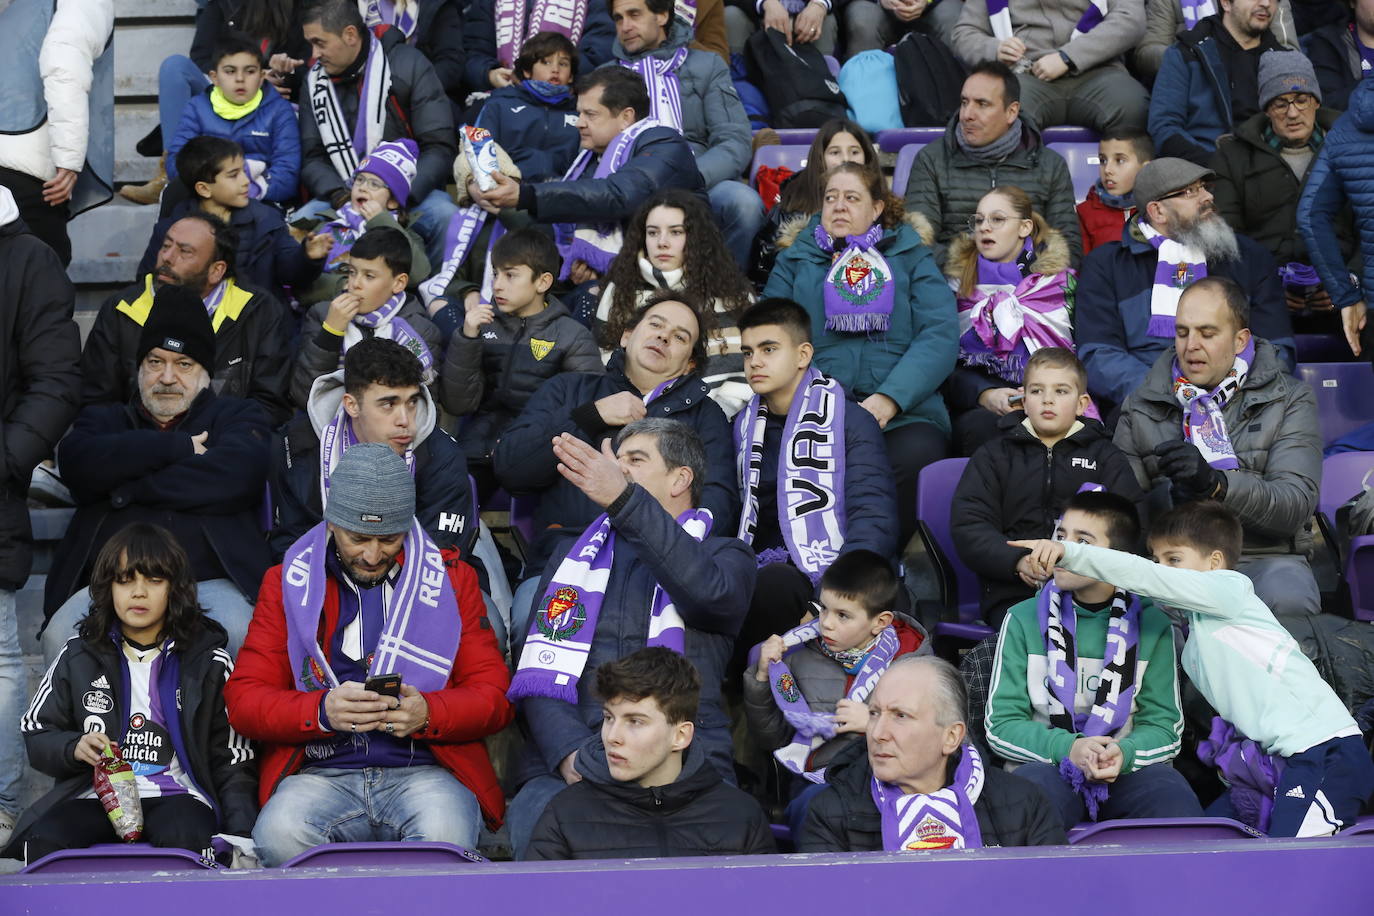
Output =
[
  {"x1": 1258, "y1": 49, "x2": 1322, "y2": 112},
  {"x1": 323, "y1": 442, "x2": 415, "y2": 536}
]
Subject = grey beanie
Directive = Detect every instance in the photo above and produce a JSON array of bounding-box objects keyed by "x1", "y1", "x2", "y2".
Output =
[
  {"x1": 323, "y1": 442, "x2": 415, "y2": 536},
  {"x1": 1258, "y1": 49, "x2": 1322, "y2": 112}
]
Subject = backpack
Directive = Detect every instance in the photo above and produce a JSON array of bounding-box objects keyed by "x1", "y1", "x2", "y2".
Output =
[
  {"x1": 891, "y1": 30, "x2": 966, "y2": 127},
  {"x1": 839, "y1": 50, "x2": 904, "y2": 133},
  {"x1": 744, "y1": 27, "x2": 847, "y2": 128}
]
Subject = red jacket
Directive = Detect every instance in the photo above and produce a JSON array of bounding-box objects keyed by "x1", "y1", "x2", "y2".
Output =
[
  {"x1": 225, "y1": 549, "x2": 513, "y2": 826},
  {"x1": 1076, "y1": 186, "x2": 1135, "y2": 256}
]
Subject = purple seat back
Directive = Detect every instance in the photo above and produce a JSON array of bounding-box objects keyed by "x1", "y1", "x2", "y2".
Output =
[
  {"x1": 1045, "y1": 141, "x2": 1099, "y2": 204},
  {"x1": 509, "y1": 493, "x2": 539, "y2": 549},
  {"x1": 280, "y1": 842, "x2": 487, "y2": 868},
  {"x1": 891, "y1": 143, "x2": 927, "y2": 199},
  {"x1": 1345, "y1": 535, "x2": 1374, "y2": 623},
  {"x1": 1296, "y1": 362, "x2": 1374, "y2": 445},
  {"x1": 915, "y1": 458, "x2": 981, "y2": 624},
  {"x1": 1342, "y1": 814, "x2": 1374, "y2": 835},
  {"x1": 823, "y1": 54, "x2": 839, "y2": 78},
  {"x1": 22, "y1": 844, "x2": 215, "y2": 874},
  {"x1": 1318, "y1": 452, "x2": 1374, "y2": 525},
  {"x1": 1295, "y1": 333, "x2": 1354, "y2": 363},
  {"x1": 750, "y1": 144, "x2": 809, "y2": 184},
  {"x1": 1040, "y1": 126, "x2": 1100, "y2": 144},
  {"x1": 772, "y1": 128, "x2": 819, "y2": 146},
  {"x1": 875, "y1": 127, "x2": 944, "y2": 153},
  {"x1": 1068, "y1": 817, "x2": 1262, "y2": 845}
]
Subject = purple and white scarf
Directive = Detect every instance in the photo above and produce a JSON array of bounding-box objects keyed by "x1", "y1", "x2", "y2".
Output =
[
  {"x1": 956, "y1": 247, "x2": 1075, "y2": 386},
  {"x1": 621, "y1": 47, "x2": 689, "y2": 133},
  {"x1": 988, "y1": 0, "x2": 1108, "y2": 41},
  {"x1": 872, "y1": 745, "x2": 985, "y2": 850},
  {"x1": 282, "y1": 519, "x2": 461, "y2": 693},
  {"x1": 508, "y1": 507, "x2": 713, "y2": 703},
  {"x1": 203, "y1": 280, "x2": 229, "y2": 322},
  {"x1": 1179, "y1": 0, "x2": 1217, "y2": 29},
  {"x1": 323, "y1": 202, "x2": 371, "y2": 269},
  {"x1": 1038, "y1": 581, "x2": 1141, "y2": 819},
  {"x1": 495, "y1": 0, "x2": 590, "y2": 69},
  {"x1": 734, "y1": 368, "x2": 847, "y2": 582},
  {"x1": 346, "y1": 291, "x2": 434, "y2": 371},
  {"x1": 418, "y1": 207, "x2": 507, "y2": 308},
  {"x1": 815, "y1": 222, "x2": 894, "y2": 333},
  {"x1": 244, "y1": 157, "x2": 270, "y2": 200},
  {"x1": 755, "y1": 620, "x2": 900, "y2": 782},
  {"x1": 308, "y1": 34, "x2": 392, "y2": 184},
  {"x1": 363, "y1": 0, "x2": 418, "y2": 41},
  {"x1": 555, "y1": 118, "x2": 664, "y2": 278},
  {"x1": 1172, "y1": 336, "x2": 1254, "y2": 471},
  {"x1": 1139, "y1": 217, "x2": 1207, "y2": 339},
  {"x1": 317, "y1": 405, "x2": 416, "y2": 509},
  {"x1": 1197, "y1": 717, "x2": 1280, "y2": 832}
]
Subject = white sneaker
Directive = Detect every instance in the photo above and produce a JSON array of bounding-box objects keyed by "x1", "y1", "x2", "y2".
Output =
[
  {"x1": 0, "y1": 809, "x2": 16, "y2": 850},
  {"x1": 29, "y1": 464, "x2": 73, "y2": 507}
]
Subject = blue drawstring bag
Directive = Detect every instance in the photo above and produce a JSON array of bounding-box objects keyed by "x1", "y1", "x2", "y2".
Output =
[{"x1": 839, "y1": 50, "x2": 902, "y2": 133}]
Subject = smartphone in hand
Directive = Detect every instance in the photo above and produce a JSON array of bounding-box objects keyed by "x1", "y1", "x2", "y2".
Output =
[{"x1": 364, "y1": 673, "x2": 401, "y2": 698}]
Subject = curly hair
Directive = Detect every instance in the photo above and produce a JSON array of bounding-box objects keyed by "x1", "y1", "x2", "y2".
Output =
[
  {"x1": 821, "y1": 162, "x2": 905, "y2": 231},
  {"x1": 78, "y1": 524, "x2": 206, "y2": 652},
  {"x1": 601, "y1": 190, "x2": 752, "y2": 354},
  {"x1": 778, "y1": 119, "x2": 878, "y2": 217}
]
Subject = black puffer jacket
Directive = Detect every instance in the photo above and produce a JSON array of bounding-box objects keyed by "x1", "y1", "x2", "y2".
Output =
[
  {"x1": 411, "y1": 0, "x2": 466, "y2": 101},
  {"x1": 952, "y1": 413, "x2": 1143, "y2": 620},
  {"x1": 0, "y1": 213, "x2": 81, "y2": 590},
  {"x1": 797, "y1": 742, "x2": 1067, "y2": 852},
  {"x1": 441, "y1": 297, "x2": 604, "y2": 462},
  {"x1": 524, "y1": 737, "x2": 775, "y2": 860},
  {"x1": 8, "y1": 618, "x2": 258, "y2": 854}
]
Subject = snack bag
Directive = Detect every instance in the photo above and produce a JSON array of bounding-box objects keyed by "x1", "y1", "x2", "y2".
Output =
[
  {"x1": 461, "y1": 126, "x2": 499, "y2": 192},
  {"x1": 94, "y1": 741, "x2": 143, "y2": 842}
]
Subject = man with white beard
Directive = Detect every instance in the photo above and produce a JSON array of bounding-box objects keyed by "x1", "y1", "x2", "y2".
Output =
[{"x1": 1072, "y1": 158, "x2": 1294, "y2": 413}]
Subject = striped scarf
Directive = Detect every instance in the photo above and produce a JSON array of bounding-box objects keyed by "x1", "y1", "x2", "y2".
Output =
[
  {"x1": 1179, "y1": 0, "x2": 1216, "y2": 29},
  {"x1": 621, "y1": 47, "x2": 689, "y2": 132},
  {"x1": 345, "y1": 292, "x2": 434, "y2": 371},
  {"x1": 494, "y1": 0, "x2": 590, "y2": 69},
  {"x1": 1139, "y1": 216, "x2": 1207, "y2": 339},
  {"x1": 987, "y1": 0, "x2": 1109, "y2": 41},
  {"x1": 1172, "y1": 336, "x2": 1254, "y2": 471},
  {"x1": 872, "y1": 745, "x2": 985, "y2": 850},
  {"x1": 308, "y1": 34, "x2": 392, "y2": 184}
]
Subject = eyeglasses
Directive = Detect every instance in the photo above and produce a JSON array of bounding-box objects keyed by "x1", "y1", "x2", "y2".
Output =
[
  {"x1": 349, "y1": 174, "x2": 389, "y2": 192},
  {"x1": 1155, "y1": 181, "x2": 1214, "y2": 203},
  {"x1": 1266, "y1": 93, "x2": 1316, "y2": 115},
  {"x1": 967, "y1": 213, "x2": 1011, "y2": 232}
]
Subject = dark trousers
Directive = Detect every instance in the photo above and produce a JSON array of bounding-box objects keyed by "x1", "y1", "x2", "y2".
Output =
[
  {"x1": 0, "y1": 167, "x2": 70, "y2": 266},
  {"x1": 883, "y1": 420, "x2": 949, "y2": 550},
  {"x1": 18, "y1": 794, "x2": 218, "y2": 863},
  {"x1": 1014, "y1": 761, "x2": 1203, "y2": 831},
  {"x1": 1265, "y1": 735, "x2": 1374, "y2": 837}
]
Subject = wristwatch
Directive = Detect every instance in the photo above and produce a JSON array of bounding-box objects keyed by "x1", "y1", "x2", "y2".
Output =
[{"x1": 1058, "y1": 50, "x2": 1078, "y2": 75}]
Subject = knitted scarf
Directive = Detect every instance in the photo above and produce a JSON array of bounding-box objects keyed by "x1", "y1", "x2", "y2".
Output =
[
  {"x1": 418, "y1": 206, "x2": 506, "y2": 308},
  {"x1": 814, "y1": 222, "x2": 894, "y2": 333},
  {"x1": 957, "y1": 243, "x2": 1075, "y2": 385},
  {"x1": 872, "y1": 745, "x2": 985, "y2": 850},
  {"x1": 1172, "y1": 335, "x2": 1254, "y2": 471},
  {"x1": 495, "y1": 0, "x2": 590, "y2": 69},
  {"x1": 209, "y1": 87, "x2": 263, "y2": 121},
  {"x1": 955, "y1": 119, "x2": 1023, "y2": 164},
  {"x1": 734, "y1": 368, "x2": 847, "y2": 582},
  {"x1": 203, "y1": 280, "x2": 229, "y2": 320},
  {"x1": 523, "y1": 79, "x2": 572, "y2": 104},
  {"x1": 345, "y1": 292, "x2": 434, "y2": 371},
  {"x1": 1093, "y1": 179, "x2": 1134, "y2": 211},
  {"x1": 754, "y1": 620, "x2": 900, "y2": 782},
  {"x1": 364, "y1": 0, "x2": 418, "y2": 40},
  {"x1": 621, "y1": 47, "x2": 689, "y2": 132},
  {"x1": 308, "y1": 34, "x2": 392, "y2": 183},
  {"x1": 317, "y1": 404, "x2": 416, "y2": 509},
  {"x1": 281, "y1": 519, "x2": 460, "y2": 693},
  {"x1": 1037, "y1": 582, "x2": 1141, "y2": 820},
  {"x1": 507, "y1": 506, "x2": 713, "y2": 703},
  {"x1": 554, "y1": 118, "x2": 664, "y2": 278},
  {"x1": 987, "y1": 0, "x2": 1108, "y2": 40},
  {"x1": 323, "y1": 202, "x2": 371, "y2": 269},
  {"x1": 1179, "y1": 0, "x2": 1217, "y2": 29},
  {"x1": 1138, "y1": 216, "x2": 1207, "y2": 339},
  {"x1": 1197, "y1": 717, "x2": 1281, "y2": 832}
]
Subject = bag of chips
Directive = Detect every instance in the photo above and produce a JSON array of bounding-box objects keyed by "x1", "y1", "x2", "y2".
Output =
[
  {"x1": 461, "y1": 125, "x2": 499, "y2": 192},
  {"x1": 94, "y1": 741, "x2": 143, "y2": 842}
]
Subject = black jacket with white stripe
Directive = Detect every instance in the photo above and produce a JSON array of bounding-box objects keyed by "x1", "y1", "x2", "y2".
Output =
[{"x1": 8, "y1": 618, "x2": 258, "y2": 852}]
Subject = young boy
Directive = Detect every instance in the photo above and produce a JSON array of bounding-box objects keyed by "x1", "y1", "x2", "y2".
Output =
[
  {"x1": 986, "y1": 491, "x2": 1200, "y2": 830},
  {"x1": 1077, "y1": 129, "x2": 1153, "y2": 255},
  {"x1": 438, "y1": 228, "x2": 602, "y2": 499},
  {"x1": 166, "y1": 34, "x2": 301, "y2": 204},
  {"x1": 477, "y1": 32, "x2": 583, "y2": 183},
  {"x1": 524, "y1": 647, "x2": 775, "y2": 860},
  {"x1": 138, "y1": 136, "x2": 320, "y2": 302},
  {"x1": 731, "y1": 298, "x2": 899, "y2": 667},
  {"x1": 952, "y1": 347, "x2": 1143, "y2": 627},
  {"x1": 297, "y1": 138, "x2": 431, "y2": 307},
  {"x1": 1012, "y1": 502, "x2": 1374, "y2": 837},
  {"x1": 744, "y1": 550, "x2": 926, "y2": 787},
  {"x1": 291, "y1": 226, "x2": 443, "y2": 407}
]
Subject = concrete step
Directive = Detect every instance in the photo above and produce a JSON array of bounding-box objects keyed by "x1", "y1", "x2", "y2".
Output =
[
  {"x1": 68, "y1": 196, "x2": 157, "y2": 288},
  {"x1": 116, "y1": 24, "x2": 197, "y2": 98},
  {"x1": 116, "y1": 0, "x2": 198, "y2": 17},
  {"x1": 115, "y1": 103, "x2": 160, "y2": 185}
]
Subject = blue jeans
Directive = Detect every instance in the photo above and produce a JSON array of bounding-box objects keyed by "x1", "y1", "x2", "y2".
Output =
[
  {"x1": 252, "y1": 765, "x2": 482, "y2": 866},
  {"x1": 0, "y1": 590, "x2": 22, "y2": 817},
  {"x1": 506, "y1": 774, "x2": 571, "y2": 861},
  {"x1": 1013, "y1": 761, "x2": 1202, "y2": 831},
  {"x1": 707, "y1": 180, "x2": 766, "y2": 269},
  {"x1": 158, "y1": 55, "x2": 210, "y2": 149},
  {"x1": 42, "y1": 578, "x2": 254, "y2": 664},
  {"x1": 406, "y1": 189, "x2": 463, "y2": 269}
]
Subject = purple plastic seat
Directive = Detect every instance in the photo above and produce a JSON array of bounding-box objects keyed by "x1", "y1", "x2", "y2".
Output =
[
  {"x1": 823, "y1": 54, "x2": 839, "y2": 78},
  {"x1": 1295, "y1": 333, "x2": 1355, "y2": 363},
  {"x1": 1040, "y1": 126, "x2": 1100, "y2": 144},
  {"x1": 1344, "y1": 535, "x2": 1374, "y2": 623},
  {"x1": 771, "y1": 128, "x2": 819, "y2": 146},
  {"x1": 280, "y1": 841, "x2": 486, "y2": 869},
  {"x1": 1296, "y1": 362, "x2": 1374, "y2": 445},
  {"x1": 750, "y1": 144, "x2": 809, "y2": 184},
  {"x1": 875, "y1": 127, "x2": 945, "y2": 153},
  {"x1": 891, "y1": 143, "x2": 927, "y2": 198},
  {"x1": 915, "y1": 458, "x2": 993, "y2": 642},
  {"x1": 22, "y1": 843, "x2": 215, "y2": 874},
  {"x1": 1044, "y1": 141, "x2": 1099, "y2": 204},
  {"x1": 509, "y1": 492, "x2": 539, "y2": 551},
  {"x1": 1342, "y1": 815, "x2": 1374, "y2": 836},
  {"x1": 1068, "y1": 817, "x2": 1262, "y2": 846},
  {"x1": 1318, "y1": 452, "x2": 1374, "y2": 528}
]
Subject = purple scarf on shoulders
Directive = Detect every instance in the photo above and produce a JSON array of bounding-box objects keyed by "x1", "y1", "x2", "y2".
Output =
[
  {"x1": 1037, "y1": 581, "x2": 1141, "y2": 820},
  {"x1": 872, "y1": 745, "x2": 985, "y2": 850},
  {"x1": 1171, "y1": 336, "x2": 1254, "y2": 471},
  {"x1": 621, "y1": 47, "x2": 689, "y2": 132},
  {"x1": 281, "y1": 520, "x2": 461, "y2": 693},
  {"x1": 956, "y1": 241, "x2": 1075, "y2": 386},
  {"x1": 814, "y1": 222, "x2": 895, "y2": 334},
  {"x1": 1197, "y1": 717, "x2": 1282, "y2": 832}
]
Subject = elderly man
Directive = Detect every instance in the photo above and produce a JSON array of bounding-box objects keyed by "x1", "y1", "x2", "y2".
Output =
[
  {"x1": 1075, "y1": 157, "x2": 1293, "y2": 411},
  {"x1": 81, "y1": 212, "x2": 292, "y2": 425},
  {"x1": 904, "y1": 61, "x2": 1081, "y2": 266},
  {"x1": 504, "y1": 418, "x2": 755, "y2": 859},
  {"x1": 1213, "y1": 51, "x2": 1352, "y2": 335},
  {"x1": 1114, "y1": 276, "x2": 1322, "y2": 616},
  {"x1": 226, "y1": 443, "x2": 512, "y2": 867},
  {"x1": 42, "y1": 289, "x2": 273, "y2": 662},
  {"x1": 799, "y1": 654, "x2": 1066, "y2": 851},
  {"x1": 950, "y1": 0, "x2": 1149, "y2": 135}
]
